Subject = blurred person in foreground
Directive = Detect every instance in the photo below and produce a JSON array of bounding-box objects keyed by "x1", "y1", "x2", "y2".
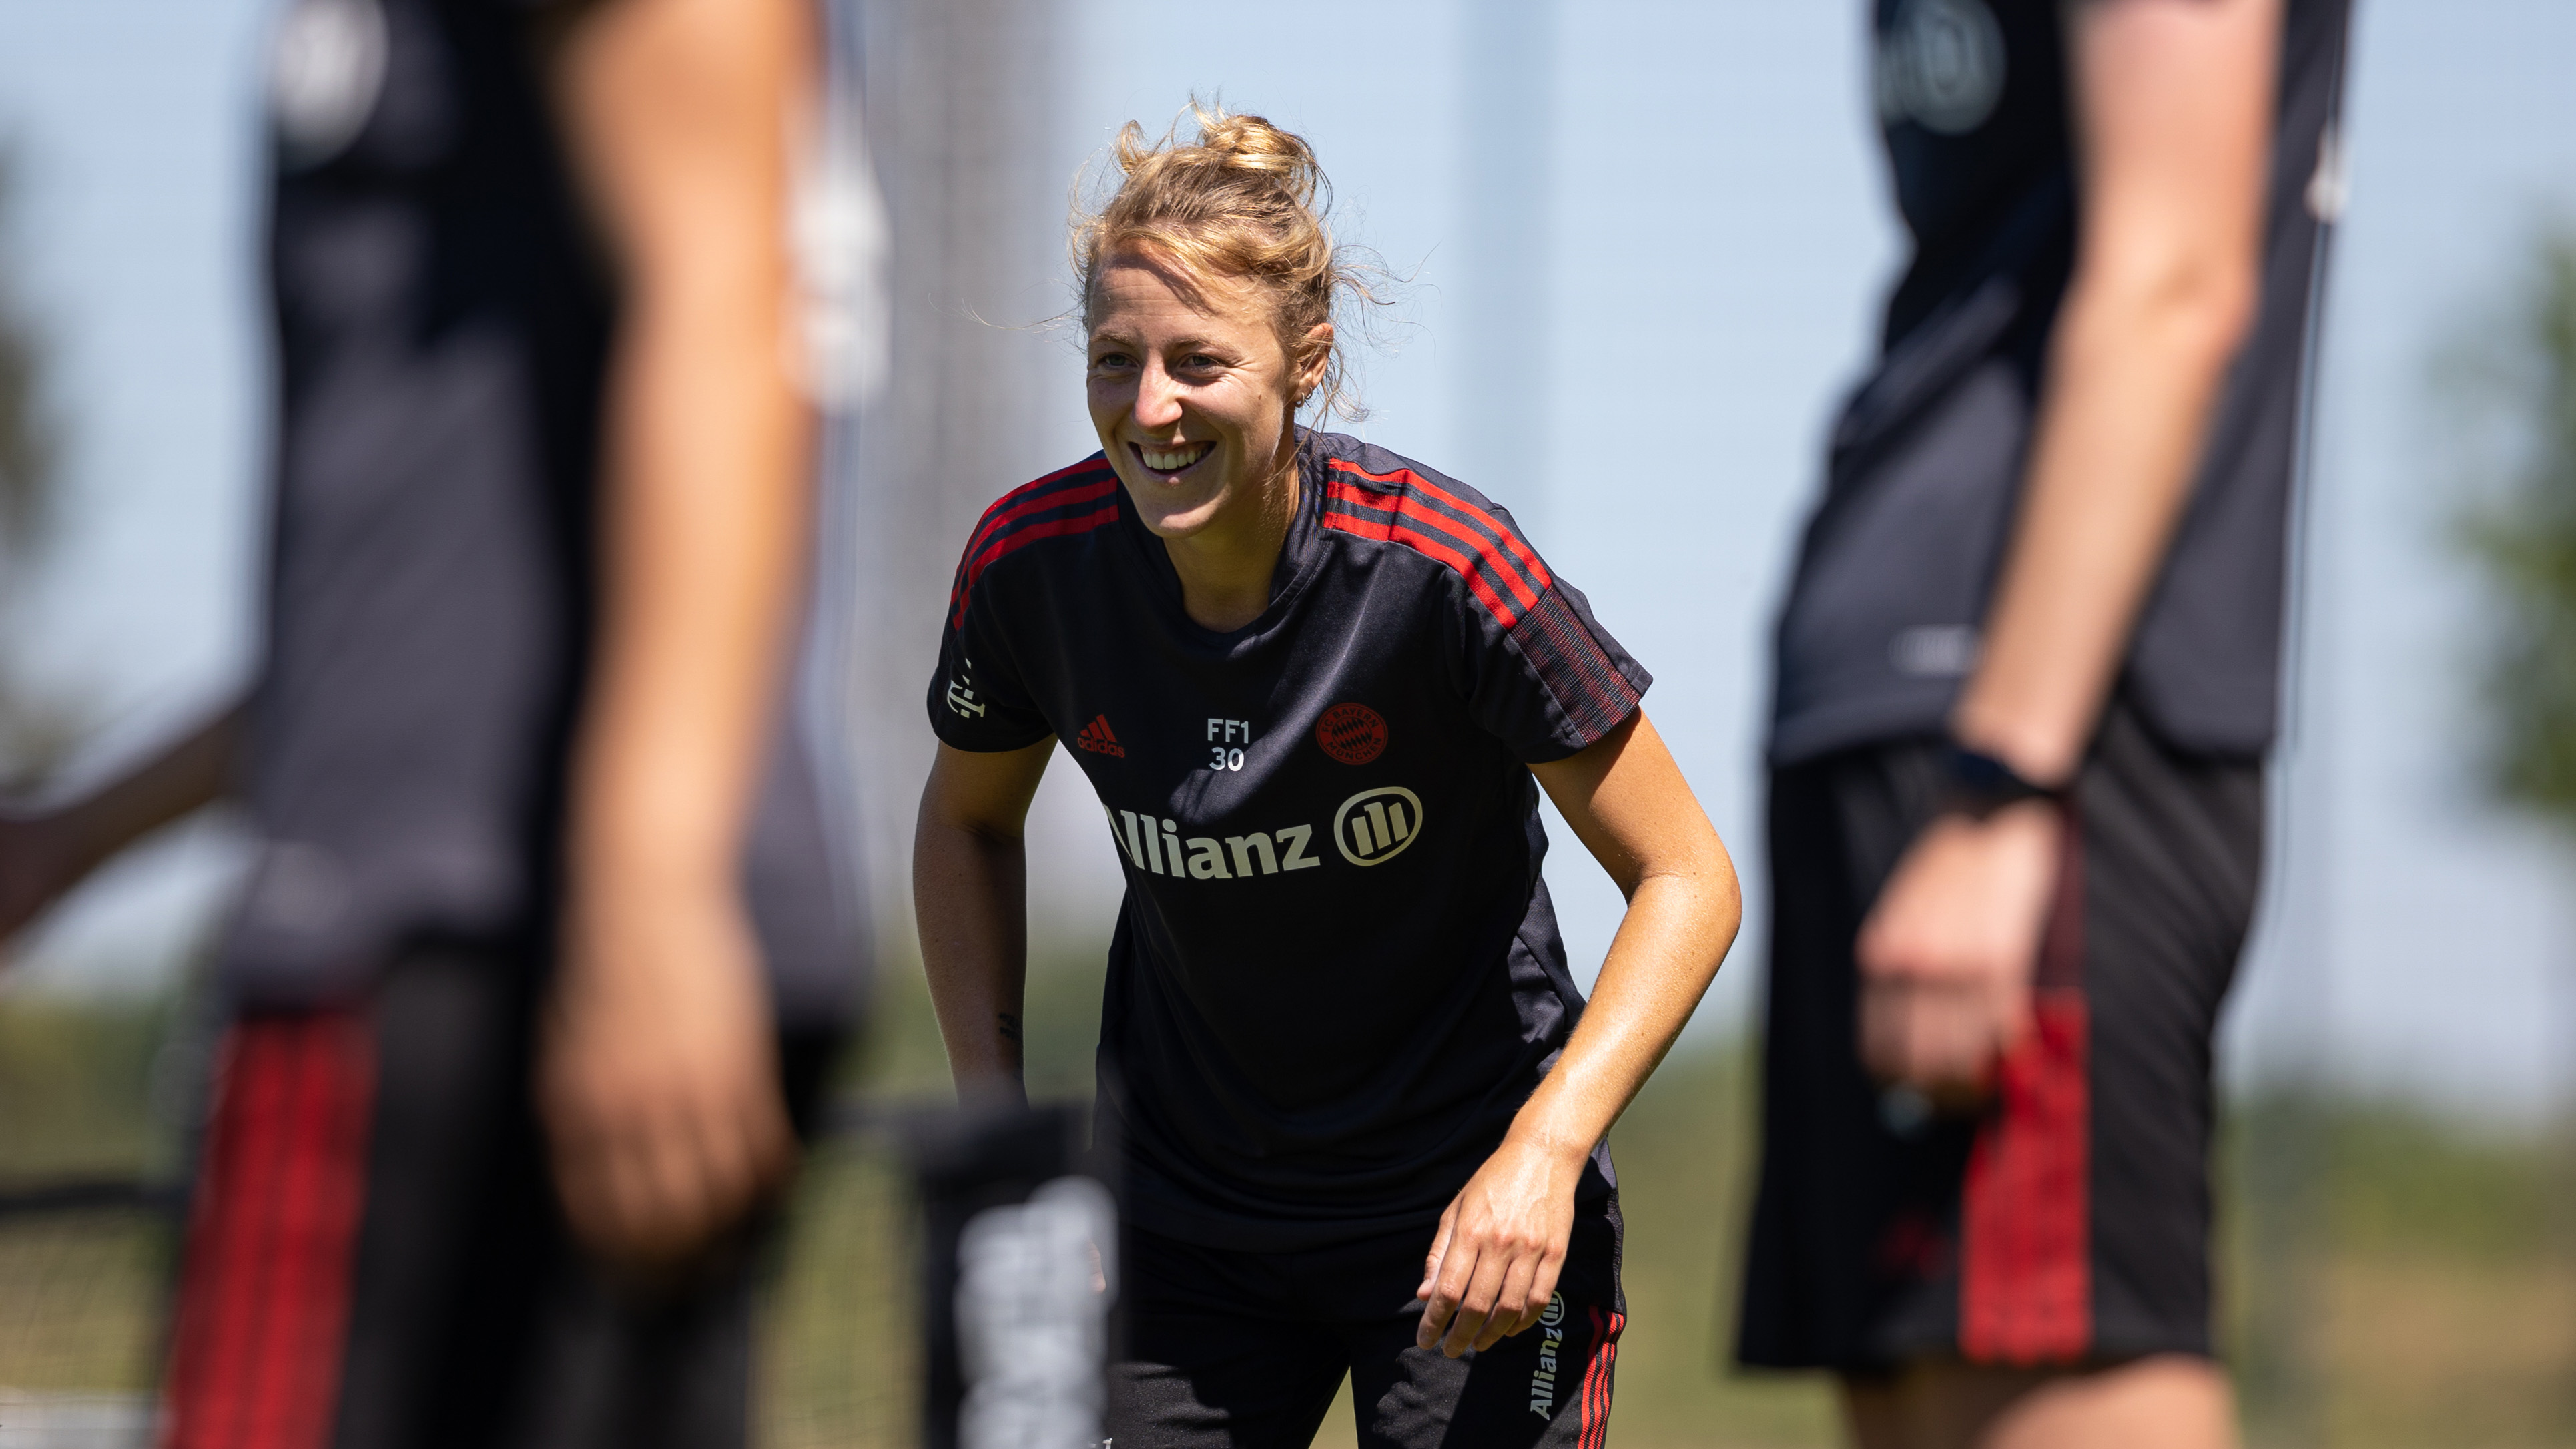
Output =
[
  {"x1": 1738, "y1": 1, "x2": 2351, "y2": 1446},
  {"x1": 912, "y1": 107, "x2": 1740, "y2": 1448},
  {"x1": 0, "y1": 0, "x2": 862, "y2": 1444}
]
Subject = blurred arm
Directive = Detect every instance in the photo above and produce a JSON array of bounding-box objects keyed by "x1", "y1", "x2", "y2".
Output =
[
  {"x1": 0, "y1": 703, "x2": 243, "y2": 942},
  {"x1": 1415, "y1": 712, "x2": 1739, "y2": 1357},
  {"x1": 912, "y1": 738, "x2": 1055, "y2": 1103},
  {"x1": 1856, "y1": 0, "x2": 2280, "y2": 1093},
  {"x1": 539, "y1": 0, "x2": 818, "y2": 1266},
  {"x1": 1953, "y1": 0, "x2": 2279, "y2": 780}
]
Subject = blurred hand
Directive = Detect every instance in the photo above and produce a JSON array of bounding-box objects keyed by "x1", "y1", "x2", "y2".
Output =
[
  {"x1": 1414, "y1": 1133, "x2": 1580, "y2": 1358},
  {"x1": 539, "y1": 872, "x2": 791, "y2": 1270},
  {"x1": 1855, "y1": 802, "x2": 2061, "y2": 1099},
  {"x1": 0, "y1": 810, "x2": 81, "y2": 942}
]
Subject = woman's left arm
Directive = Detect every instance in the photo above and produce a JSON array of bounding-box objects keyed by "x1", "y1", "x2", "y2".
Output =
[{"x1": 1415, "y1": 709, "x2": 1740, "y2": 1357}]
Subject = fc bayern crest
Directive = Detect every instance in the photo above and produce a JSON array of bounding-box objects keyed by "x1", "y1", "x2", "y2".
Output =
[{"x1": 1314, "y1": 703, "x2": 1388, "y2": 765}]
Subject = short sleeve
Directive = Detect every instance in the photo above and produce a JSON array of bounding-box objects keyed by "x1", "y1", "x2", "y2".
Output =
[
  {"x1": 927, "y1": 575, "x2": 1054, "y2": 752},
  {"x1": 1462, "y1": 573, "x2": 1652, "y2": 764}
]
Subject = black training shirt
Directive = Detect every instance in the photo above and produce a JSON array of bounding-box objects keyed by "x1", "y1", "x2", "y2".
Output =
[
  {"x1": 1769, "y1": 0, "x2": 2352, "y2": 763},
  {"x1": 929, "y1": 432, "x2": 1650, "y2": 1251}
]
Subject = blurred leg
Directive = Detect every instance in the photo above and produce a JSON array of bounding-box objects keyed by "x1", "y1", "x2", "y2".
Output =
[{"x1": 1841, "y1": 1356, "x2": 2234, "y2": 1449}]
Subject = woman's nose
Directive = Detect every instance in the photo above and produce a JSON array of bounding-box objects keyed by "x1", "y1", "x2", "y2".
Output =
[{"x1": 1133, "y1": 363, "x2": 1185, "y2": 430}]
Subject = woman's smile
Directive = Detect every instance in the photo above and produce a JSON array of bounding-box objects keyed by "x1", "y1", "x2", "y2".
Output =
[{"x1": 1133, "y1": 439, "x2": 1215, "y2": 476}]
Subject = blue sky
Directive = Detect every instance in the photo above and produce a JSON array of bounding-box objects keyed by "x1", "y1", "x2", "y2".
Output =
[{"x1": 2, "y1": 1, "x2": 2572, "y2": 1117}]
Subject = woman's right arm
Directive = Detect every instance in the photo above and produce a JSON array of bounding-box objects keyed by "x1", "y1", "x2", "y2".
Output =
[
  {"x1": 1, "y1": 701, "x2": 243, "y2": 942},
  {"x1": 913, "y1": 736, "x2": 1057, "y2": 1103}
]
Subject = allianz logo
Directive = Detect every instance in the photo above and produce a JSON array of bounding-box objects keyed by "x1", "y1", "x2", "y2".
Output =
[
  {"x1": 1333, "y1": 787, "x2": 1421, "y2": 867},
  {"x1": 1101, "y1": 786, "x2": 1425, "y2": 881}
]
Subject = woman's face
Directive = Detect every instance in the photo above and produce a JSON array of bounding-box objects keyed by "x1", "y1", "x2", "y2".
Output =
[{"x1": 1086, "y1": 251, "x2": 1323, "y2": 542}]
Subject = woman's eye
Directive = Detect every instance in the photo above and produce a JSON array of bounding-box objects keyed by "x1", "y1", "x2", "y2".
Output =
[
  {"x1": 1090, "y1": 352, "x2": 1135, "y2": 373},
  {"x1": 1181, "y1": 353, "x2": 1224, "y2": 371}
]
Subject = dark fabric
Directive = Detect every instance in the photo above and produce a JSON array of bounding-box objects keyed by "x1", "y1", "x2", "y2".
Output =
[
  {"x1": 1735, "y1": 699, "x2": 2262, "y2": 1370},
  {"x1": 1108, "y1": 1194, "x2": 1626, "y2": 1449},
  {"x1": 928, "y1": 433, "x2": 1646, "y2": 1253},
  {"x1": 1768, "y1": 0, "x2": 2354, "y2": 764},
  {"x1": 232, "y1": 0, "x2": 862, "y2": 1022},
  {"x1": 318, "y1": 947, "x2": 844, "y2": 1449}
]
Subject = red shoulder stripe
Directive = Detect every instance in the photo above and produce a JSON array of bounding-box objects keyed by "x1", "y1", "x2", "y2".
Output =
[
  {"x1": 1322, "y1": 478, "x2": 1544, "y2": 625},
  {"x1": 950, "y1": 501, "x2": 1120, "y2": 627},
  {"x1": 1322, "y1": 484, "x2": 1521, "y2": 625},
  {"x1": 1397, "y1": 469, "x2": 1550, "y2": 588},
  {"x1": 1323, "y1": 457, "x2": 1550, "y2": 590},
  {"x1": 948, "y1": 461, "x2": 1122, "y2": 628},
  {"x1": 964, "y1": 460, "x2": 1118, "y2": 561},
  {"x1": 1323, "y1": 459, "x2": 1550, "y2": 607}
]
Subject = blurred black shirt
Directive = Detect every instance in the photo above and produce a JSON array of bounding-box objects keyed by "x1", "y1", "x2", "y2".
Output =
[
  {"x1": 1770, "y1": 0, "x2": 2354, "y2": 765},
  {"x1": 232, "y1": 0, "x2": 857, "y2": 1021}
]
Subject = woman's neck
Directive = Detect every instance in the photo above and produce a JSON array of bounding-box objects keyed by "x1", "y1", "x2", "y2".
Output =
[{"x1": 1164, "y1": 437, "x2": 1302, "y2": 632}]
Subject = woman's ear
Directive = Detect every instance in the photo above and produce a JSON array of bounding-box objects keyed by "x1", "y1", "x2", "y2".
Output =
[{"x1": 1297, "y1": 322, "x2": 1335, "y2": 399}]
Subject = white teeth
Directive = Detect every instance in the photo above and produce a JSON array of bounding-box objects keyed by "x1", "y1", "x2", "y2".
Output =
[{"x1": 1140, "y1": 443, "x2": 1210, "y2": 472}]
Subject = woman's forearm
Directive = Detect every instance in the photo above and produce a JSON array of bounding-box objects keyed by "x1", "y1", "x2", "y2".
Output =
[
  {"x1": 912, "y1": 812, "x2": 1033, "y2": 1095},
  {"x1": 1510, "y1": 713, "x2": 1741, "y2": 1165},
  {"x1": 557, "y1": 0, "x2": 814, "y2": 903},
  {"x1": 1505, "y1": 864, "x2": 1739, "y2": 1166},
  {"x1": 55, "y1": 702, "x2": 244, "y2": 876}
]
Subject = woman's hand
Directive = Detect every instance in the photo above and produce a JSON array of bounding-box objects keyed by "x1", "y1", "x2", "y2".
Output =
[
  {"x1": 539, "y1": 870, "x2": 791, "y2": 1269},
  {"x1": 1414, "y1": 1133, "x2": 1585, "y2": 1358}
]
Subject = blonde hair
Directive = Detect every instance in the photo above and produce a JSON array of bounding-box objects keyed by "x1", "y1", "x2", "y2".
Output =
[{"x1": 1074, "y1": 103, "x2": 1381, "y2": 422}]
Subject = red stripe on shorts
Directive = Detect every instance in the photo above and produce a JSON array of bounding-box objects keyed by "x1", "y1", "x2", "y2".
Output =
[
  {"x1": 1578, "y1": 1306, "x2": 1624, "y2": 1449},
  {"x1": 1959, "y1": 812, "x2": 2092, "y2": 1364},
  {"x1": 161, "y1": 1011, "x2": 376, "y2": 1449}
]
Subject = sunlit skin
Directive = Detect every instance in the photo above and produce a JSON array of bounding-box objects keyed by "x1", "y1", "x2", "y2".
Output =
[{"x1": 1084, "y1": 252, "x2": 1329, "y2": 633}]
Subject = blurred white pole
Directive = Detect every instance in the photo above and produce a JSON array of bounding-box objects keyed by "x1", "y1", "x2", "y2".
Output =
[
  {"x1": 822, "y1": 0, "x2": 1065, "y2": 968},
  {"x1": 1450, "y1": 0, "x2": 1556, "y2": 543}
]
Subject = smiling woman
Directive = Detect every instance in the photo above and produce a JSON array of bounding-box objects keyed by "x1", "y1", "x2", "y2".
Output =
[
  {"x1": 911, "y1": 103, "x2": 1743, "y2": 1449},
  {"x1": 1075, "y1": 109, "x2": 1379, "y2": 632}
]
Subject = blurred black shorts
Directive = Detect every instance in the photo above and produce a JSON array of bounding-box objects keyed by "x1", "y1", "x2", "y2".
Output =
[
  {"x1": 1110, "y1": 1193, "x2": 1625, "y2": 1448},
  {"x1": 158, "y1": 946, "x2": 844, "y2": 1449},
  {"x1": 1736, "y1": 698, "x2": 2262, "y2": 1371}
]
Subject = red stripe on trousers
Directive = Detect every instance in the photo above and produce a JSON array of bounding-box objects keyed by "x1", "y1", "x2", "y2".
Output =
[
  {"x1": 1959, "y1": 813, "x2": 2092, "y2": 1365},
  {"x1": 162, "y1": 1012, "x2": 376, "y2": 1449}
]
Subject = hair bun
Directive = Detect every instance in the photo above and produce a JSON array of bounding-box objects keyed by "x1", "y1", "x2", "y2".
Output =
[
  {"x1": 1197, "y1": 111, "x2": 1307, "y2": 175},
  {"x1": 1079, "y1": 99, "x2": 1389, "y2": 423},
  {"x1": 1112, "y1": 103, "x2": 1319, "y2": 202}
]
